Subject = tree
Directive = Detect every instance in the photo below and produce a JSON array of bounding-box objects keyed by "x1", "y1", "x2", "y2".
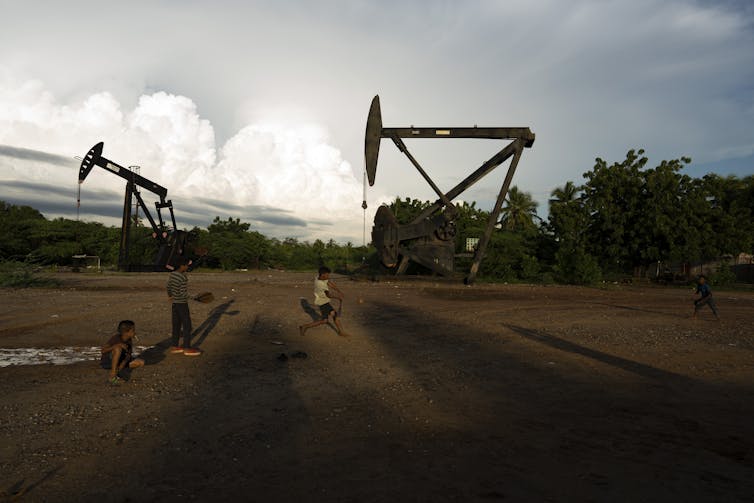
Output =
[
  {"x1": 546, "y1": 182, "x2": 601, "y2": 283},
  {"x1": 389, "y1": 197, "x2": 432, "y2": 225},
  {"x1": 697, "y1": 174, "x2": 753, "y2": 259},
  {"x1": 581, "y1": 149, "x2": 648, "y2": 273},
  {"x1": 206, "y1": 216, "x2": 269, "y2": 270},
  {"x1": 500, "y1": 186, "x2": 539, "y2": 231},
  {"x1": 639, "y1": 157, "x2": 693, "y2": 265},
  {"x1": 0, "y1": 202, "x2": 46, "y2": 259},
  {"x1": 452, "y1": 201, "x2": 489, "y2": 254},
  {"x1": 548, "y1": 181, "x2": 586, "y2": 245},
  {"x1": 549, "y1": 181, "x2": 578, "y2": 205}
]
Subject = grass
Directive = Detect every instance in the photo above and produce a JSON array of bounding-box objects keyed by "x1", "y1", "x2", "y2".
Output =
[{"x1": 0, "y1": 261, "x2": 60, "y2": 288}]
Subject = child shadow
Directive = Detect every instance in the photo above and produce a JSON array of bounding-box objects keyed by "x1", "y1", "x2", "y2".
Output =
[
  {"x1": 299, "y1": 298, "x2": 338, "y2": 334},
  {"x1": 117, "y1": 366, "x2": 134, "y2": 381},
  {"x1": 139, "y1": 340, "x2": 170, "y2": 366},
  {"x1": 299, "y1": 298, "x2": 320, "y2": 321},
  {"x1": 193, "y1": 299, "x2": 238, "y2": 347},
  {"x1": 139, "y1": 300, "x2": 238, "y2": 364}
]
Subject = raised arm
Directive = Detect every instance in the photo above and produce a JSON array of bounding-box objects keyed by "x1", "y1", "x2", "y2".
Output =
[{"x1": 326, "y1": 280, "x2": 344, "y2": 300}]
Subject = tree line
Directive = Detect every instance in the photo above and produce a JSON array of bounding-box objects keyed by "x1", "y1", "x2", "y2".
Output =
[
  {"x1": 0, "y1": 205, "x2": 369, "y2": 274},
  {"x1": 1, "y1": 149, "x2": 752, "y2": 283}
]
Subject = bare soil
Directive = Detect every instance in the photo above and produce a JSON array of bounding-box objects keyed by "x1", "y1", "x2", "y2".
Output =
[{"x1": 1, "y1": 271, "x2": 753, "y2": 502}]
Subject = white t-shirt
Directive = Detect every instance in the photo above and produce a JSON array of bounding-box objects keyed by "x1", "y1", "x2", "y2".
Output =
[{"x1": 314, "y1": 277, "x2": 330, "y2": 306}]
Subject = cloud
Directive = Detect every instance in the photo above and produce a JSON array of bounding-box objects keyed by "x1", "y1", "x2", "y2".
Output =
[
  {"x1": 0, "y1": 178, "x2": 315, "y2": 239},
  {"x1": 1, "y1": 0, "x2": 752, "y2": 236},
  {"x1": 0, "y1": 145, "x2": 73, "y2": 167},
  {"x1": 0, "y1": 71, "x2": 377, "y2": 243}
]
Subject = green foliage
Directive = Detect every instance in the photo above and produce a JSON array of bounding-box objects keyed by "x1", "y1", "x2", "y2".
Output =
[
  {"x1": 1, "y1": 162, "x2": 751, "y2": 286},
  {"x1": 0, "y1": 260, "x2": 60, "y2": 288},
  {"x1": 0, "y1": 202, "x2": 46, "y2": 259},
  {"x1": 500, "y1": 186, "x2": 539, "y2": 231},
  {"x1": 553, "y1": 245, "x2": 603, "y2": 285},
  {"x1": 711, "y1": 260, "x2": 737, "y2": 286},
  {"x1": 548, "y1": 181, "x2": 587, "y2": 246},
  {"x1": 581, "y1": 149, "x2": 650, "y2": 272},
  {"x1": 478, "y1": 226, "x2": 541, "y2": 282},
  {"x1": 452, "y1": 201, "x2": 488, "y2": 254},
  {"x1": 205, "y1": 216, "x2": 270, "y2": 270},
  {"x1": 519, "y1": 254, "x2": 541, "y2": 281},
  {"x1": 390, "y1": 197, "x2": 432, "y2": 225},
  {"x1": 0, "y1": 203, "x2": 120, "y2": 266},
  {"x1": 576, "y1": 150, "x2": 754, "y2": 275}
]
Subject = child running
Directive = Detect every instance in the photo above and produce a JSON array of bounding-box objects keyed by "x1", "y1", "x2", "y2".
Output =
[
  {"x1": 300, "y1": 266, "x2": 349, "y2": 337},
  {"x1": 692, "y1": 274, "x2": 719, "y2": 320}
]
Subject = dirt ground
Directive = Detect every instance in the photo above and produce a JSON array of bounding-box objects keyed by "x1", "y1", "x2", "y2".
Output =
[{"x1": 0, "y1": 270, "x2": 753, "y2": 502}]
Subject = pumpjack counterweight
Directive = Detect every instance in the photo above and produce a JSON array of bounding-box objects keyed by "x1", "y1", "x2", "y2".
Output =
[{"x1": 364, "y1": 95, "x2": 535, "y2": 284}]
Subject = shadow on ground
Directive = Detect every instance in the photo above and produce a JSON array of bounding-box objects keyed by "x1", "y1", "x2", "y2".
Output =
[
  {"x1": 54, "y1": 295, "x2": 754, "y2": 501},
  {"x1": 139, "y1": 300, "x2": 237, "y2": 366}
]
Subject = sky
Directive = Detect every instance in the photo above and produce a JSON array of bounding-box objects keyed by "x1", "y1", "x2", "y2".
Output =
[{"x1": 1, "y1": 0, "x2": 753, "y2": 245}]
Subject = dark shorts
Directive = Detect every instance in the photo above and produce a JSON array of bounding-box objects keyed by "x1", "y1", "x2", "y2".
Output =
[
  {"x1": 100, "y1": 352, "x2": 132, "y2": 370},
  {"x1": 319, "y1": 302, "x2": 336, "y2": 319}
]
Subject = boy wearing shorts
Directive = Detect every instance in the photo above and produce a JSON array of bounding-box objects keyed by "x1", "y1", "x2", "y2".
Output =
[
  {"x1": 299, "y1": 266, "x2": 349, "y2": 337},
  {"x1": 101, "y1": 320, "x2": 144, "y2": 385}
]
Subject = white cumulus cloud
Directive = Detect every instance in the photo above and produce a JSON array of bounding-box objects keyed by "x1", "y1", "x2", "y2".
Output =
[{"x1": 0, "y1": 70, "x2": 376, "y2": 243}]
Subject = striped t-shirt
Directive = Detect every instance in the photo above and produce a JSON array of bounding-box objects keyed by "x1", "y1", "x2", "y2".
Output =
[{"x1": 167, "y1": 271, "x2": 189, "y2": 303}]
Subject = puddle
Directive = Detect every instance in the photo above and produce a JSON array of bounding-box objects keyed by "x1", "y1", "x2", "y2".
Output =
[{"x1": 0, "y1": 346, "x2": 151, "y2": 367}]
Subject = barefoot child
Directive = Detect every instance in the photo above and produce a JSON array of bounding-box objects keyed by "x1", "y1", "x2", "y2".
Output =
[
  {"x1": 300, "y1": 266, "x2": 349, "y2": 337},
  {"x1": 167, "y1": 256, "x2": 202, "y2": 356},
  {"x1": 101, "y1": 320, "x2": 144, "y2": 385}
]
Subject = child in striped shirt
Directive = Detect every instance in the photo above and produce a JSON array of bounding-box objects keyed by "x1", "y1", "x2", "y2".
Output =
[{"x1": 167, "y1": 256, "x2": 202, "y2": 356}]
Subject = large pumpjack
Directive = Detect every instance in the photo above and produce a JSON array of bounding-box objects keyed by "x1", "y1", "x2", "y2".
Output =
[
  {"x1": 364, "y1": 95, "x2": 535, "y2": 284},
  {"x1": 78, "y1": 142, "x2": 186, "y2": 271}
]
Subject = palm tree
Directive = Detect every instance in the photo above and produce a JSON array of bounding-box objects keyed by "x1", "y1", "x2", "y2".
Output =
[
  {"x1": 500, "y1": 186, "x2": 539, "y2": 231},
  {"x1": 549, "y1": 181, "x2": 579, "y2": 207}
]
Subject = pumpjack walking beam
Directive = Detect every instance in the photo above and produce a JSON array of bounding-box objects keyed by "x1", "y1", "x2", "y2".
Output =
[
  {"x1": 78, "y1": 142, "x2": 180, "y2": 271},
  {"x1": 364, "y1": 95, "x2": 535, "y2": 284}
]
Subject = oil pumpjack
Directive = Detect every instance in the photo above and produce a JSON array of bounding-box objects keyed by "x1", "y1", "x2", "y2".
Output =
[
  {"x1": 364, "y1": 95, "x2": 535, "y2": 284},
  {"x1": 77, "y1": 142, "x2": 186, "y2": 271}
]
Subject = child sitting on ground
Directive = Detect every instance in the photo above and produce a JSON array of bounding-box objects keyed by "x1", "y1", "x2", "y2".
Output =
[{"x1": 101, "y1": 320, "x2": 144, "y2": 385}]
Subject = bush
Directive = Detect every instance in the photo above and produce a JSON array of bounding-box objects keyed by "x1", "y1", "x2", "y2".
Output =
[
  {"x1": 712, "y1": 261, "x2": 737, "y2": 286},
  {"x1": 0, "y1": 261, "x2": 59, "y2": 288},
  {"x1": 554, "y1": 245, "x2": 602, "y2": 285},
  {"x1": 519, "y1": 254, "x2": 541, "y2": 281}
]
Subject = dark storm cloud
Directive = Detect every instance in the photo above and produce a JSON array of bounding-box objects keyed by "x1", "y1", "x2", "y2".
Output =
[
  {"x1": 182, "y1": 196, "x2": 310, "y2": 228},
  {"x1": 0, "y1": 144, "x2": 76, "y2": 168},
  {"x1": 2, "y1": 179, "x2": 79, "y2": 200},
  {"x1": 0, "y1": 180, "x2": 312, "y2": 233},
  {"x1": 1, "y1": 180, "x2": 120, "y2": 219},
  {"x1": 0, "y1": 194, "x2": 122, "y2": 220}
]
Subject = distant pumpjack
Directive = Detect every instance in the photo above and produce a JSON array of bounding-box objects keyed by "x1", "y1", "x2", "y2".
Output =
[
  {"x1": 364, "y1": 95, "x2": 535, "y2": 284},
  {"x1": 78, "y1": 142, "x2": 186, "y2": 271}
]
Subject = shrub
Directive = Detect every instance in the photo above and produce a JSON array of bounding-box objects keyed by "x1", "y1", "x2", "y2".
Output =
[
  {"x1": 712, "y1": 261, "x2": 737, "y2": 286},
  {"x1": 0, "y1": 261, "x2": 59, "y2": 288},
  {"x1": 554, "y1": 246, "x2": 602, "y2": 285}
]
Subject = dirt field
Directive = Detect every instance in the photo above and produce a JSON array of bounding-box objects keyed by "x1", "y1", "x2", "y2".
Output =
[{"x1": 1, "y1": 271, "x2": 753, "y2": 502}]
